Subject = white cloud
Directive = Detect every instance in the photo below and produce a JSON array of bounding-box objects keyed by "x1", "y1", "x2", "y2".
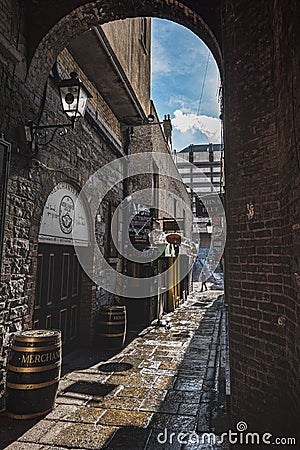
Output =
[{"x1": 172, "y1": 110, "x2": 221, "y2": 143}]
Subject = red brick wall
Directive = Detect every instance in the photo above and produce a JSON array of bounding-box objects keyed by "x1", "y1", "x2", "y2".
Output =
[{"x1": 223, "y1": 0, "x2": 299, "y2": 432}]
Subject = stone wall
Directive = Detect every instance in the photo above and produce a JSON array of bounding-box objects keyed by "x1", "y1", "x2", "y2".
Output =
[{"x1": 0, "y1": 62, "x2": 124, "y2": 408}]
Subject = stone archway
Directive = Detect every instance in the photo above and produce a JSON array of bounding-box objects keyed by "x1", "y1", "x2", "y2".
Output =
[
  {"x1": 26, "y1": 0, "x2": 222, "y2": 96},
  {"x1": 2, "y1": 0, "x2": 299, "y2": 434}
]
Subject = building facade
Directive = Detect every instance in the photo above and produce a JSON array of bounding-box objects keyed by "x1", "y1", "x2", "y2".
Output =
[
  {"x1": 0, "y1": 16, "x2": 190, "y2": 408},
  {"x1": 175, "y1": 143, "x2": 224, "y2": 247}
]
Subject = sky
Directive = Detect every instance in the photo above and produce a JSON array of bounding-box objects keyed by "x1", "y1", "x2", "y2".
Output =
[{"x1": 151, "y1": 18, "x2": 222, "y2": 151}]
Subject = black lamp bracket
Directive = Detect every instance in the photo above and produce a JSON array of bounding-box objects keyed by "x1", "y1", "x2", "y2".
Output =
[{"x1": 24, "y1": 119, "x2": 76, "y2": 151}]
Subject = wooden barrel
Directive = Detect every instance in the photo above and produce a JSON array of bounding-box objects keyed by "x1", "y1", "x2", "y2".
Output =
[
  {"x1": 96, "y1": 306, "x2": 126, "y2": 349},
  {"x1": 6, "y1": 329, "x2": 62, "y2": 419}
]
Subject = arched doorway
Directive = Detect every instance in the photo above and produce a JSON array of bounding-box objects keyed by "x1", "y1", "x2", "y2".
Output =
[{"x1": 33, "y1": 182, "x2": 90, "y2": 352}]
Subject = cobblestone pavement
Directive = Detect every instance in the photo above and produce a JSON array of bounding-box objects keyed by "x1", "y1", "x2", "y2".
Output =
[{"x1": 1, "y1": 289, "x2": 230, "y2": 450}]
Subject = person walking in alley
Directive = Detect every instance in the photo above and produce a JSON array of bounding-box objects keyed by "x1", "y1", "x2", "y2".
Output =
[{"x1": 199, "y1": 253, "x2": 210, "y2": 292}]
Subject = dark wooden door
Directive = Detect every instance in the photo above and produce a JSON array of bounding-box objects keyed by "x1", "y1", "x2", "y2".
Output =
[{"x1": 33, "y1": 244, "x2": 81, "y2": 352}]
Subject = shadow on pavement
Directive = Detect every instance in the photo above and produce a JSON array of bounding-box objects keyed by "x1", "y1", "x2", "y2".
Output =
[{"x1": 0, "y1": 294, "x2": 230, "y2": 450}]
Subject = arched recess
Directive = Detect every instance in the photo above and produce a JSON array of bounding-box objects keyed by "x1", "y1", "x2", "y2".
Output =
[
  {"x1": 26, "y1": 0, "x2": 223, "y2": 96},
  {"x1": 28, "y1": 169, "x2": 95, "y2": 349}
]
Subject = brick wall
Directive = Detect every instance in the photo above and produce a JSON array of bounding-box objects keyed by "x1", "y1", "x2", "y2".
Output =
[
  {"x1": 223, "y1": 0, "x2": 299, "y2": 433},
  {"x1": 271, "y1": 0, "x2": 300, "y2": 426}
]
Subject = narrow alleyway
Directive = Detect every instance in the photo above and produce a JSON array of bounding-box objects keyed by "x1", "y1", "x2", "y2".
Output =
[{"x1": 1, "y1": 290, "x2": 230, "y2": 450}]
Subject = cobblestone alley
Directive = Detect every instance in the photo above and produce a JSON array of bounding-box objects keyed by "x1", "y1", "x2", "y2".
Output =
[{"x1": 0, "y1": 290, "x2": 229, "y2": 450}]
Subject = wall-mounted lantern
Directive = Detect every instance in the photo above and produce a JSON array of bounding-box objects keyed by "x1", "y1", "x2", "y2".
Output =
[
  {"x1": 58, "y1": 72, "x2": 92, "y2": 124},
  {"x1": 24, "y1": 72, "x2": 92, "y2": 154}
]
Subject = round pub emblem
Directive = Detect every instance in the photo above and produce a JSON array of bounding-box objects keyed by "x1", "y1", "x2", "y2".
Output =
[{"x1": 59, "y1": 195, "x2": 75, "y2": 234}]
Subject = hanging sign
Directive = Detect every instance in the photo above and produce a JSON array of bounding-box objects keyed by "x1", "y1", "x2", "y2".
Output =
[
  {"x1": 38, "y1": 182, "x2": 89, "y2": 246},
  {"x1": 129, "y1": 204, "x2": 153, "y2": 249}
]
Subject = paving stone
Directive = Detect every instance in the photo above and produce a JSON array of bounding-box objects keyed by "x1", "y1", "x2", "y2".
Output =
[
  {"x1": 48, "y1": 405, "x2": 106, "y2": 424},
  {"x1": 159, "y1": 360, "x2": 181, "y2": 370},
  {"x1": 17, "y1": 420, "x2": 58, "y2": 443},
  {"x1": 5, "y1": 443, "x2": 45, "y2": 450},
  {"x1": 165, "y1": 390, "x2": 201, "y2": 403},
  {"x1": 65, "y1": 371, "x2": 110, "y2": 383},
  {"x1": 106, "y1": 426, "x2": 151, "y2": 450},
  {"x1": 98, "y1": 409, "x2": 153, "y2": 427},
  {"x1": 108, "y1": 372, "x2": 157, "y2": 388},
  {"x1": 40, "y1": 422, "x2": 117, "y2": 448},
  {"x1": 53, "y1": 394, "x2": 89, "y2": 406},
  {"x1": 103, "y1": 396, "x2": 143, "y2": 411},
  {"x1": 150, "y1": 412, "x2": 173, "y2": 429},
  {"x1": 138, "y1": 359, "x2": 161, "y2": 369},
  {"x1": 167, "y1": 414, "x2": 196, "y2": 431},
  {"x1": 45, "y1": 404, "x2": 79, "y2": 420},
  {"x1": 153, "y1": 375, "x2": 175, "y2": 389},
  {"x1": 174, "y1": 376, "x2": 203, "y2": 391},
  {"x1": 150, "y1": 413, "x2": 195, "y2": 431},
  {"x1": 116, "y1": 386, "x2": 167, "y2": 400},
  {"x1": 156, "y1": 400, "x2": 180, "y2": 414},
  {"x1": 178, "y1": 403, "x2": 199, "y2": 416},
  {"x1": 139, "y1": 398, "x2": 163, "y2": 412},
  {"x1": 140, "y1": 367, "x2": 177, "y2": 376},
  {"x1": 139, "y1": 398, "x2": 180, "y2": 414}
]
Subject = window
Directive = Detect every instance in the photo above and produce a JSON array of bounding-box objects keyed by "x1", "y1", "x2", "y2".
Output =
[
  {"x1": 214, "y1": 151, "x2": 222, "y2": 161},
  {"x1": 179, "y1": 167, "x2": 190, "y2": 174},
  {"x1": 177, "y1": 152, "x2": 189, "y2": 161},
  {"x1": 193, "y1": 152, "x2": 208, "y2": 162}
]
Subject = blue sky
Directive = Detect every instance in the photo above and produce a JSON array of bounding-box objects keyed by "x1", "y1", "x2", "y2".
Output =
[{"x1": 151, "y1": 18, "x2": 221, "y2": 151}]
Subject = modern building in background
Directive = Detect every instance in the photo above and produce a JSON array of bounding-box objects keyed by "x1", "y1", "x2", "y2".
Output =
[{"x1": 174, "y1": 143, "x2": 224, "y2": 248}]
